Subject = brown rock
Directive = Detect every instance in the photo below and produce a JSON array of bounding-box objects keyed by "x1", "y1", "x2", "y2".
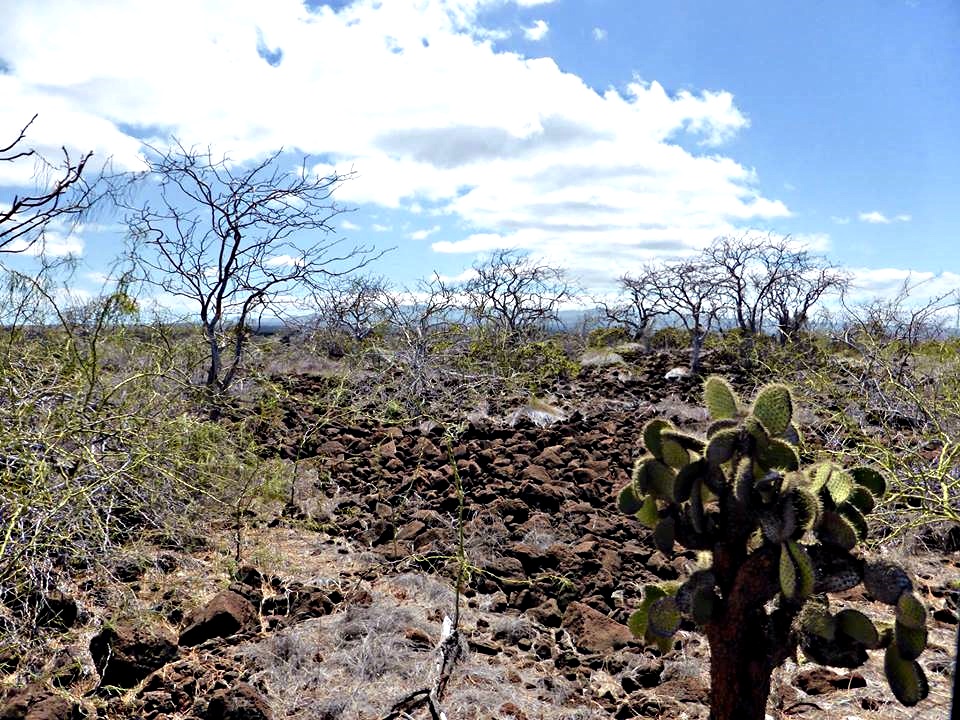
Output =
[
  {"x1": 90, "y1": 623, "x2": 178, "y2": 688},
  {"x1": 396, "y1": 520, "x2": 426, "y2": 541},
  {"x1": 498, "y1": 702, "x2": 527, "y2": 720},
  {"x1": 533, "y1": 446, "x2": 566, "y2": 468},
  {"x1": 0, "y1": 683, "x2": 78, "y2": 720},
  {"x1": 206, "y1": 682, "x2": 273, "y2": 720},
  {"x1": 562, "y1": 601, "x2": 633, "y2": 654},
  {"x1": 521, "y1": 464, "x2": 552, "y2": 484},
  {"x1": 795, "y1": 667, "x2": 866, "y2": 695},
  {"x1": 526, "y1": 598, "x2": 563, "y2": 627},
  {"x1": 179, "y1": 590, "x2": 259, "y2": 647}
]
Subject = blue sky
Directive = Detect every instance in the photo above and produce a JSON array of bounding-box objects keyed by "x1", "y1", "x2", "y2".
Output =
[{"x1": 1, "y1": 0, "x2": 957, "y2": 307}]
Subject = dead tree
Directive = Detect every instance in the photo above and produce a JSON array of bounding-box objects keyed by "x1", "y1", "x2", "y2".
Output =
[
  {"x1": 461, "y1": 249, "x2": 575, "y2": 339},
  {"x1": 1, "y1": 114, "x2": 96, "y2": 254},
  {"x1": 595, "y1": 267, "x2": 670, "y2": 347},
  {"x1": 648, "y1": 261, "x2": 723, "y2": 374},
  {"x1": 126, "y1": 141, "x2": 375, "y2": 395}
]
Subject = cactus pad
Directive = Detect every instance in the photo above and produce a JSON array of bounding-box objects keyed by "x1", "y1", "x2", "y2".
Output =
[
  {"x1": 642, "y1": 419, "x2": 672, "y2": 460},
  {"x1": 845, "y1": 485, "x2": 876, "y2": 516},
  {"x1": 884, "y1": 644, "x2": 929, "y2": 706},
  {"x1": 647, "y1": 596, "x2": 682, "y2": 638},
  {"x1": 617, "y1": 484, "x2": 643, "y2": 514},
  {"x1": 759, "y1": 437, "x2": 800, "y2": 471},
  {"x1": 836, "y1": 609, "x2": 879, "y2": 647},
  {"x1": 705, "y1": 428, "x2": 738, "y2": 465},
  {"x1": 660, "y1": 436, "x2": 690, "y2": 470},
  {"x1": 816, "y1": 511, "x2": 858, "y2": 550},
  {"x1": 896, "y1": 592, "x2": 926, "y2": 629},
  {"x1": 894, "y1": 621, "x2": 927, "y2": 661},
  {"x1": 703, "y1": 376, "x2": 739, "y2": 420},
  {"x1": 636, "y1": 494, "x2": 659, "y2": 529},
  {"x1": 850, "y1": 466, "x2": 887, "y2": 499},
  {"x1": 863, "y1": 561, "x2": 913, "y2": 604},
  {"x1": 751, "y1": 383, "x2": 793, "y2": 436}
]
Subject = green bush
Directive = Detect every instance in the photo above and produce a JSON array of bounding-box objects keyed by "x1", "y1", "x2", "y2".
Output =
[
  {"x1": 586, "y1": 325, "x2": 631, "y2": 348},
  {"x1": 649, "y1": 326, "x2": 688, "y2": 351}
]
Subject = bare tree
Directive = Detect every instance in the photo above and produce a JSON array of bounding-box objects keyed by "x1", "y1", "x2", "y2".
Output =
[
  {"x1": 768, "y1": 259, "x2": 849, "y2": 343},
  {"x1": 1, "y1": 115, "x2": 97, "y2": 254},
  {"x1": 374, "y1": 274, "x2": 468, "y2": 411},
  {"x1": 648, "y1": 260, "x2": 723, "y2": 373},
  {"x1": 309, "y1": 273, "x2": 391, "y2": 351},
  {"x1": 126, "y1": 142, "x2": 375, "y2": 395},
  {"x1": 703, "y1": 234, "x2": 778, "y2": 335},
  {"x1": 461, "y1": 249, "x2": 575, "y2": 338},
  {"x1": 595, "y1": 268, "x2": 669, "y2": 347}
]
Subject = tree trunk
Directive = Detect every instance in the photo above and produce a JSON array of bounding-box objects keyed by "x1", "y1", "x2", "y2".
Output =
[
  {"x1": 690, "y1": 330, "x2": 705, "y2": 374},
  {"x1": 205, "y1": 326, "x2": 221, "y2": 389}
]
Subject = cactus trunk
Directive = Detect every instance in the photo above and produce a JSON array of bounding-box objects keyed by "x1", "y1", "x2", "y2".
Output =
[
  {"x1": 706, "y1": 542, "x2": 796, "y2": 720},
  {"x1": 707, "y1": 614, "x2": 773, "y2": 720}
]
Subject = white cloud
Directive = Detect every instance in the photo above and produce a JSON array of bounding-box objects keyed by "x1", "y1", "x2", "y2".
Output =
[
  {"x1": 371, "y1": 223, "x2": 393, "y2": 232},
  {"x1": 858, "y1": 211, "x2": 911, "y2": 224},
  {"x1": 515, "y1": 0, "x2": 557, "y2": 6},
  {"x1": 435, "y1": 267, "x2": 478, "y2": 283},
  {"x1": 1, "y1": 0, "x2": 782, "y2": 287},
  {"x1": 339, "y1": 219, "x2": 361, "y2": 230},
  {"x1": 845, "y1": 268, "x2": 960, "y2": 307},
  {"x1": 523, "y1": 19, "x2": 549, "y2": 41},
  {"x1": 4, "y1": 231, "x2": 83, "y2": 257},
  {"x1": 592, "y1": 27, "x2": 607, "y2": 41},
  {"x1": 409, "y1": 225, "x2": 441, "y2": 240},
  {"x1": 831, "y1": 216, "x2": 851, "y2": 224},
  {"x1": 265, "y1": 254, "x2": 302, "y2": 267}
]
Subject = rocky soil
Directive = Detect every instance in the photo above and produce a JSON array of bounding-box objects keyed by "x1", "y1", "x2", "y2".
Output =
[{"x1": 2, "y1": 353, "x2": 957, "y2": 719}]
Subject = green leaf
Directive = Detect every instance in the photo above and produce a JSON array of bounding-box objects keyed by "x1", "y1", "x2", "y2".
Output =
[{"x1": 838, "y1": 502, "x2": 869, "y2": 541}]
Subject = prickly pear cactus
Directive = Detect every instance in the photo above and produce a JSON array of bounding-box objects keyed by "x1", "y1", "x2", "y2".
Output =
[{"x1": 616, "y1": 377, "x2": 930, "y2": 715}]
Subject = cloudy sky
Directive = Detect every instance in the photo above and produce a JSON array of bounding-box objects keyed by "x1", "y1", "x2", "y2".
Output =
[{"x1": 1, "y1": 0, "x2": 958, "y2": 302}]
